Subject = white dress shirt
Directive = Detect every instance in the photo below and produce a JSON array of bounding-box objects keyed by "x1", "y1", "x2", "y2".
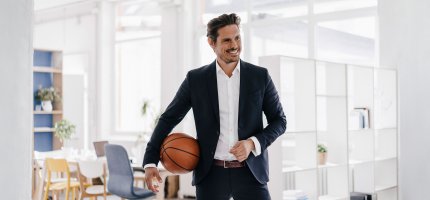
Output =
[
  {"x1": 144, "y1": 60, "x2": 261, "y2": 169},
  {"x1": 214, "y1": 60, "x2": 261, "y2": 161}
]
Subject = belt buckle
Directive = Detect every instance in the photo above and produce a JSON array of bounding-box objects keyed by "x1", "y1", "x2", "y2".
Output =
[{"x1": 223, "y1": 160, "x2": 228, "y2": 168}]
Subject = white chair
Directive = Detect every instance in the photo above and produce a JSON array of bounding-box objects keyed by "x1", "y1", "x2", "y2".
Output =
[{"x1": 77, "y1": 159, "x2": 110, "y2": 200}]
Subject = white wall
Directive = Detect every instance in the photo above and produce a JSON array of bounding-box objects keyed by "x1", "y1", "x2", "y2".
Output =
[
  {"x1": 379, "y1": 0, "x2": 430, "y2": 199},
  {"x1": 0, "y1": 0, "x2": 33, "y2": 198}
]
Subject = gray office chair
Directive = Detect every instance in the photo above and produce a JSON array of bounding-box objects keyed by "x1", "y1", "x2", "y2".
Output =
[{"x1": 105, "y1": 144, "x2": 155, "y2": 199}]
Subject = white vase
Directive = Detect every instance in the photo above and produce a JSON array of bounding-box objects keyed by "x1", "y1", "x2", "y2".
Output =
[{"x1": 41, "y1": 100, "x2": 53, "y2": 111}]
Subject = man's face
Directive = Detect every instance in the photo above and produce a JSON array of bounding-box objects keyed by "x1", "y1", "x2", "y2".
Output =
[{"x1": 208, "y1": 24, "x2": 241, "y2": 64}]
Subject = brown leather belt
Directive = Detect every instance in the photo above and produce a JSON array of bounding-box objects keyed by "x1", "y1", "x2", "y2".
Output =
[{"x1": 213, "y1": 159, "x2": 246, "y2": 168}]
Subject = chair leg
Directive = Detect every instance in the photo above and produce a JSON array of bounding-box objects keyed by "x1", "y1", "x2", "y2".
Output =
[
  {"x1": 72, "y1": 187, "x2": 76, "y2": 200},
  {"x1": 65, "y1": 188, "x2": 69, "y2": 200},
  {"x1": 42, "y1": 189, "x2": 49, "y2": 200},
  {"x1": 43, "y1": 182, "x2": 51, "y2": 200}
]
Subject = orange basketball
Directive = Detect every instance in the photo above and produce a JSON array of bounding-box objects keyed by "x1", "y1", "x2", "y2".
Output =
[{"x1": 160, "y1": 133, "x2": 200, "y2": 174}]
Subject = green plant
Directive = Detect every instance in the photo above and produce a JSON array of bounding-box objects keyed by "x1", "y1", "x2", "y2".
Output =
[
  {"x1": 54, "y1": 119, "x2": 76, "y2": 143},
  {"x1": 141, "y1": 100, "x2": 150, "y2": 116},
  {"x1": 36, "y1": 86, "x2": 61, "y2": 102},
  {"x1": 135, "y1": 100, "x2": 162, "y2": 145},
  {"x1": 318, "y1": 144, "x2": 327, "y2": 153}
]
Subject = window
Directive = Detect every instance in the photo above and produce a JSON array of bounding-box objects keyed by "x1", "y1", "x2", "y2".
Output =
[
  {"x1": 314, "y1": 0, "x2": 377, "y2": 14},
  {"x1": 251, "y1": 21, "x2": 308, "y2": 63},
  {"x1": 251, "y1": 0, "x2": 308, "y2": 20},
  {"x1": 197, "y1": 0, "x2": 377, "y2": 66},
  {"x1": 316, "y1": 16, "x2": 376, "y2": 65},
  {"x1": 114, "y1": 1, "x2": 161, "y2": 132}
]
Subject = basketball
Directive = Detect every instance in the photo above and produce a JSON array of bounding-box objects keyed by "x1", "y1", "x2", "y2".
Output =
[{"x1": 160, "y1": 133, "x2": 200, "y2": 174}]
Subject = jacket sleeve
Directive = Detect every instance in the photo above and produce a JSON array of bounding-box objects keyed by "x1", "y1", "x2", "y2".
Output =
[
  {"x1": 253, "y1": 69, "x2": 287, "y2": 151},
  {"x1": 143, "y1": 72, "x2": 192, "y2": 166}
]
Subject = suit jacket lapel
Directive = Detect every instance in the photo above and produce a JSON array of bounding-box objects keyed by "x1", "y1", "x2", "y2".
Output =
[
  {"x1": 238, "y1": 60, "x2": 247, "y2": 136},
  {"x1": 206, "y1": 61, "x2": 220, "y2": 130}
]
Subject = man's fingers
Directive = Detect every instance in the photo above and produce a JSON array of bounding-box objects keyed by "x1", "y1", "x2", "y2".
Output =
[
  {"x1": 229, "y1": 140, "x2": 253, "y2": 161},
  {"x1": 232, "y1": 141, "x2": 241, "y2": 149},
  {"x1": 144, "y1": 167, "x2": 161, "y2": 193},
  {"x1": 145, "y1": 178, "x2": 157, "y2": 192},
  {"x1": 157, "y1": 174, "x2": 163, "y2": 183},
  {"x1": 230, "y1": 141, "x2": 245, "y2": 152}
]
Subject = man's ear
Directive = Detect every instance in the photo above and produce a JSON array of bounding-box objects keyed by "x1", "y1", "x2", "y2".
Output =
[{"x1": 207, "y1": 37, "x2": 215, "y2": 49}]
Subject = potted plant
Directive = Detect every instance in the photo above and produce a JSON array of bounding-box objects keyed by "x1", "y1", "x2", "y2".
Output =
[
  {"x1": 318, "y1": 143, "x2": 328, "y2": 165},
  {"x1": 54, "y1": 119, "x2": 76, "y2": 144},
  {"x1": 36, "y1": 86, "x2": 61, "y2": 111}
]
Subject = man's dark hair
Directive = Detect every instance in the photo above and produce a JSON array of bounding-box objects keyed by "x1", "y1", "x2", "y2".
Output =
[{"x1": 207, "y1": 13, "x2": 241, "y2": 42}]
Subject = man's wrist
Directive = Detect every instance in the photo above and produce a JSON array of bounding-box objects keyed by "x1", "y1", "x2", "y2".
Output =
[
  {"x1": 246, "y1": 138, "x2": 255, "y2": 150},
  {"x1": 248, "y1": 136, "x2": 262, "y2": 156},
  {"x1": 143, "y1": 163, "x2": 157, "y2": 169}
]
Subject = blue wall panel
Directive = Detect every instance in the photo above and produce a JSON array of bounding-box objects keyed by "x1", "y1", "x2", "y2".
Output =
[
  {"x1": 33, "y1": 50, "x2": 55, "y2": 151},
  {"x1": 34, "y1": 132, "x2": 53, "y2": 152},
  {"x1": 34, "y1": 115, "x2": 53, "y2": 128},
  {"x1": 33, "y1": 50, "x2": 52, "y2": 67}
]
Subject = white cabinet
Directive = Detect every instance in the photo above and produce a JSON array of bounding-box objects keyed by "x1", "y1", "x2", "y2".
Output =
[{"x1": 261, "y1": 55, "x2": 397, "y2": 200}]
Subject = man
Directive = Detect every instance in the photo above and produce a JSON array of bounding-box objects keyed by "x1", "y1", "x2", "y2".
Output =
[{"x1": 143, "y1": 13, "x2": 286, "y2": 200}]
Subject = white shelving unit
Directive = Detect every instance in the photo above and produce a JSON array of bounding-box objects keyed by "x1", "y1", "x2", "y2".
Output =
[{"x1": 261, "y1": 56, "x2": 397, "y2": 200}]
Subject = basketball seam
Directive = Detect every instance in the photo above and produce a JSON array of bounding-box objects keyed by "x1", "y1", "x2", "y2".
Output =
[
  {"x1": 161, "y1": 136, "x2": 197, "y2": 149},
  {"x1": 163, "y1": 147, "x2": 199, "y2": 158},
  {"x1": 164, "y1": 150, "x2": 193, "y2": 172}
]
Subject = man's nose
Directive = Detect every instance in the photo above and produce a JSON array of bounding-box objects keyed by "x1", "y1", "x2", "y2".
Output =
[{"x1": 230, "y1": 40, "x2": 238, "y2": 49}]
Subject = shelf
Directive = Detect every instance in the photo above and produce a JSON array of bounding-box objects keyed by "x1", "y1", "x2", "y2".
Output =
[
  {"x1": 349, "y1": 159, "x2": 373, "y2": 165},
  {"x1": 33, "y1": 127, "x2": 55, "y2": 132},
  {"x1": 261, "y1": 56, "x2": 398, "y2": 200},
  {"x1": 33, "y1": 66, "x2": 62, "y2": 73},
  {"x1": 348, "y1": 129, "x2": 374, "y2": 134},
  {"x1": 318, "y1": 195, "x2": 348, "y2": 200},
  {"x1": 33, "y1": 110, "x2": 63, "y2": 115},
  {"x1": 375, "y1": 185, "x2": 397, "y2": 192},
  {"x1": 285, "y1": 130, "x2": 316, "y2": 134},
  {"x1": 375, "y1": 127, "x2": 397, "y2": 131},
  {"x1": 282, "y1": 165, "x2": 315, "y2": 173},
  {"x1": 318, "y1": 162, "x2": 346, "y2": 169},
  {"x1": 375, "y1": 156, "x2": 397, "y2": 162}
]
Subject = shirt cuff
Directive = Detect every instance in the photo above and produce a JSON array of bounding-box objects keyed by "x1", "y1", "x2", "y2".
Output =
[
  {"x1": 143, "y1": 163, "x2": 157, "y2": 169},
  {"x1": 249, "y1": 136, "x2": 261, "y2": 156}
]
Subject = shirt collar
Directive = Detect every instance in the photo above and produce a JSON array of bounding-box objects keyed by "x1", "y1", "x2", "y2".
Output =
[{"x1": 215, "y1": 59, "x2": 241, "y2": 75}]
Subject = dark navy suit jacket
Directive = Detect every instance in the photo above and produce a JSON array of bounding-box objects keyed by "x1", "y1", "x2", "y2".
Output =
[{"x1": 143, "y1": 60, "x2": 286, "y2": 185}]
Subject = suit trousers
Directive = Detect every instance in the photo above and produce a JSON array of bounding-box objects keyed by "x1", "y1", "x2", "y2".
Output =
[{"x1": 196, "y1": 164, "x2": 271, "y2": 200}]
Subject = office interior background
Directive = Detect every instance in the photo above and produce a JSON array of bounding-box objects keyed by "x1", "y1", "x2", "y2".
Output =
[{"x1": 1, "y1": 0, "x2": 429, "y2": 199}]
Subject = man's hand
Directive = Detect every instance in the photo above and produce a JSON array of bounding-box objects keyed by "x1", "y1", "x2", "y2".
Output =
[
  {"x1": 144, "y1": 167, "x2": 162, "y2": 193},
  {"x1": 229, "y1": 139, "x2": 255, "y2": 162}
]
